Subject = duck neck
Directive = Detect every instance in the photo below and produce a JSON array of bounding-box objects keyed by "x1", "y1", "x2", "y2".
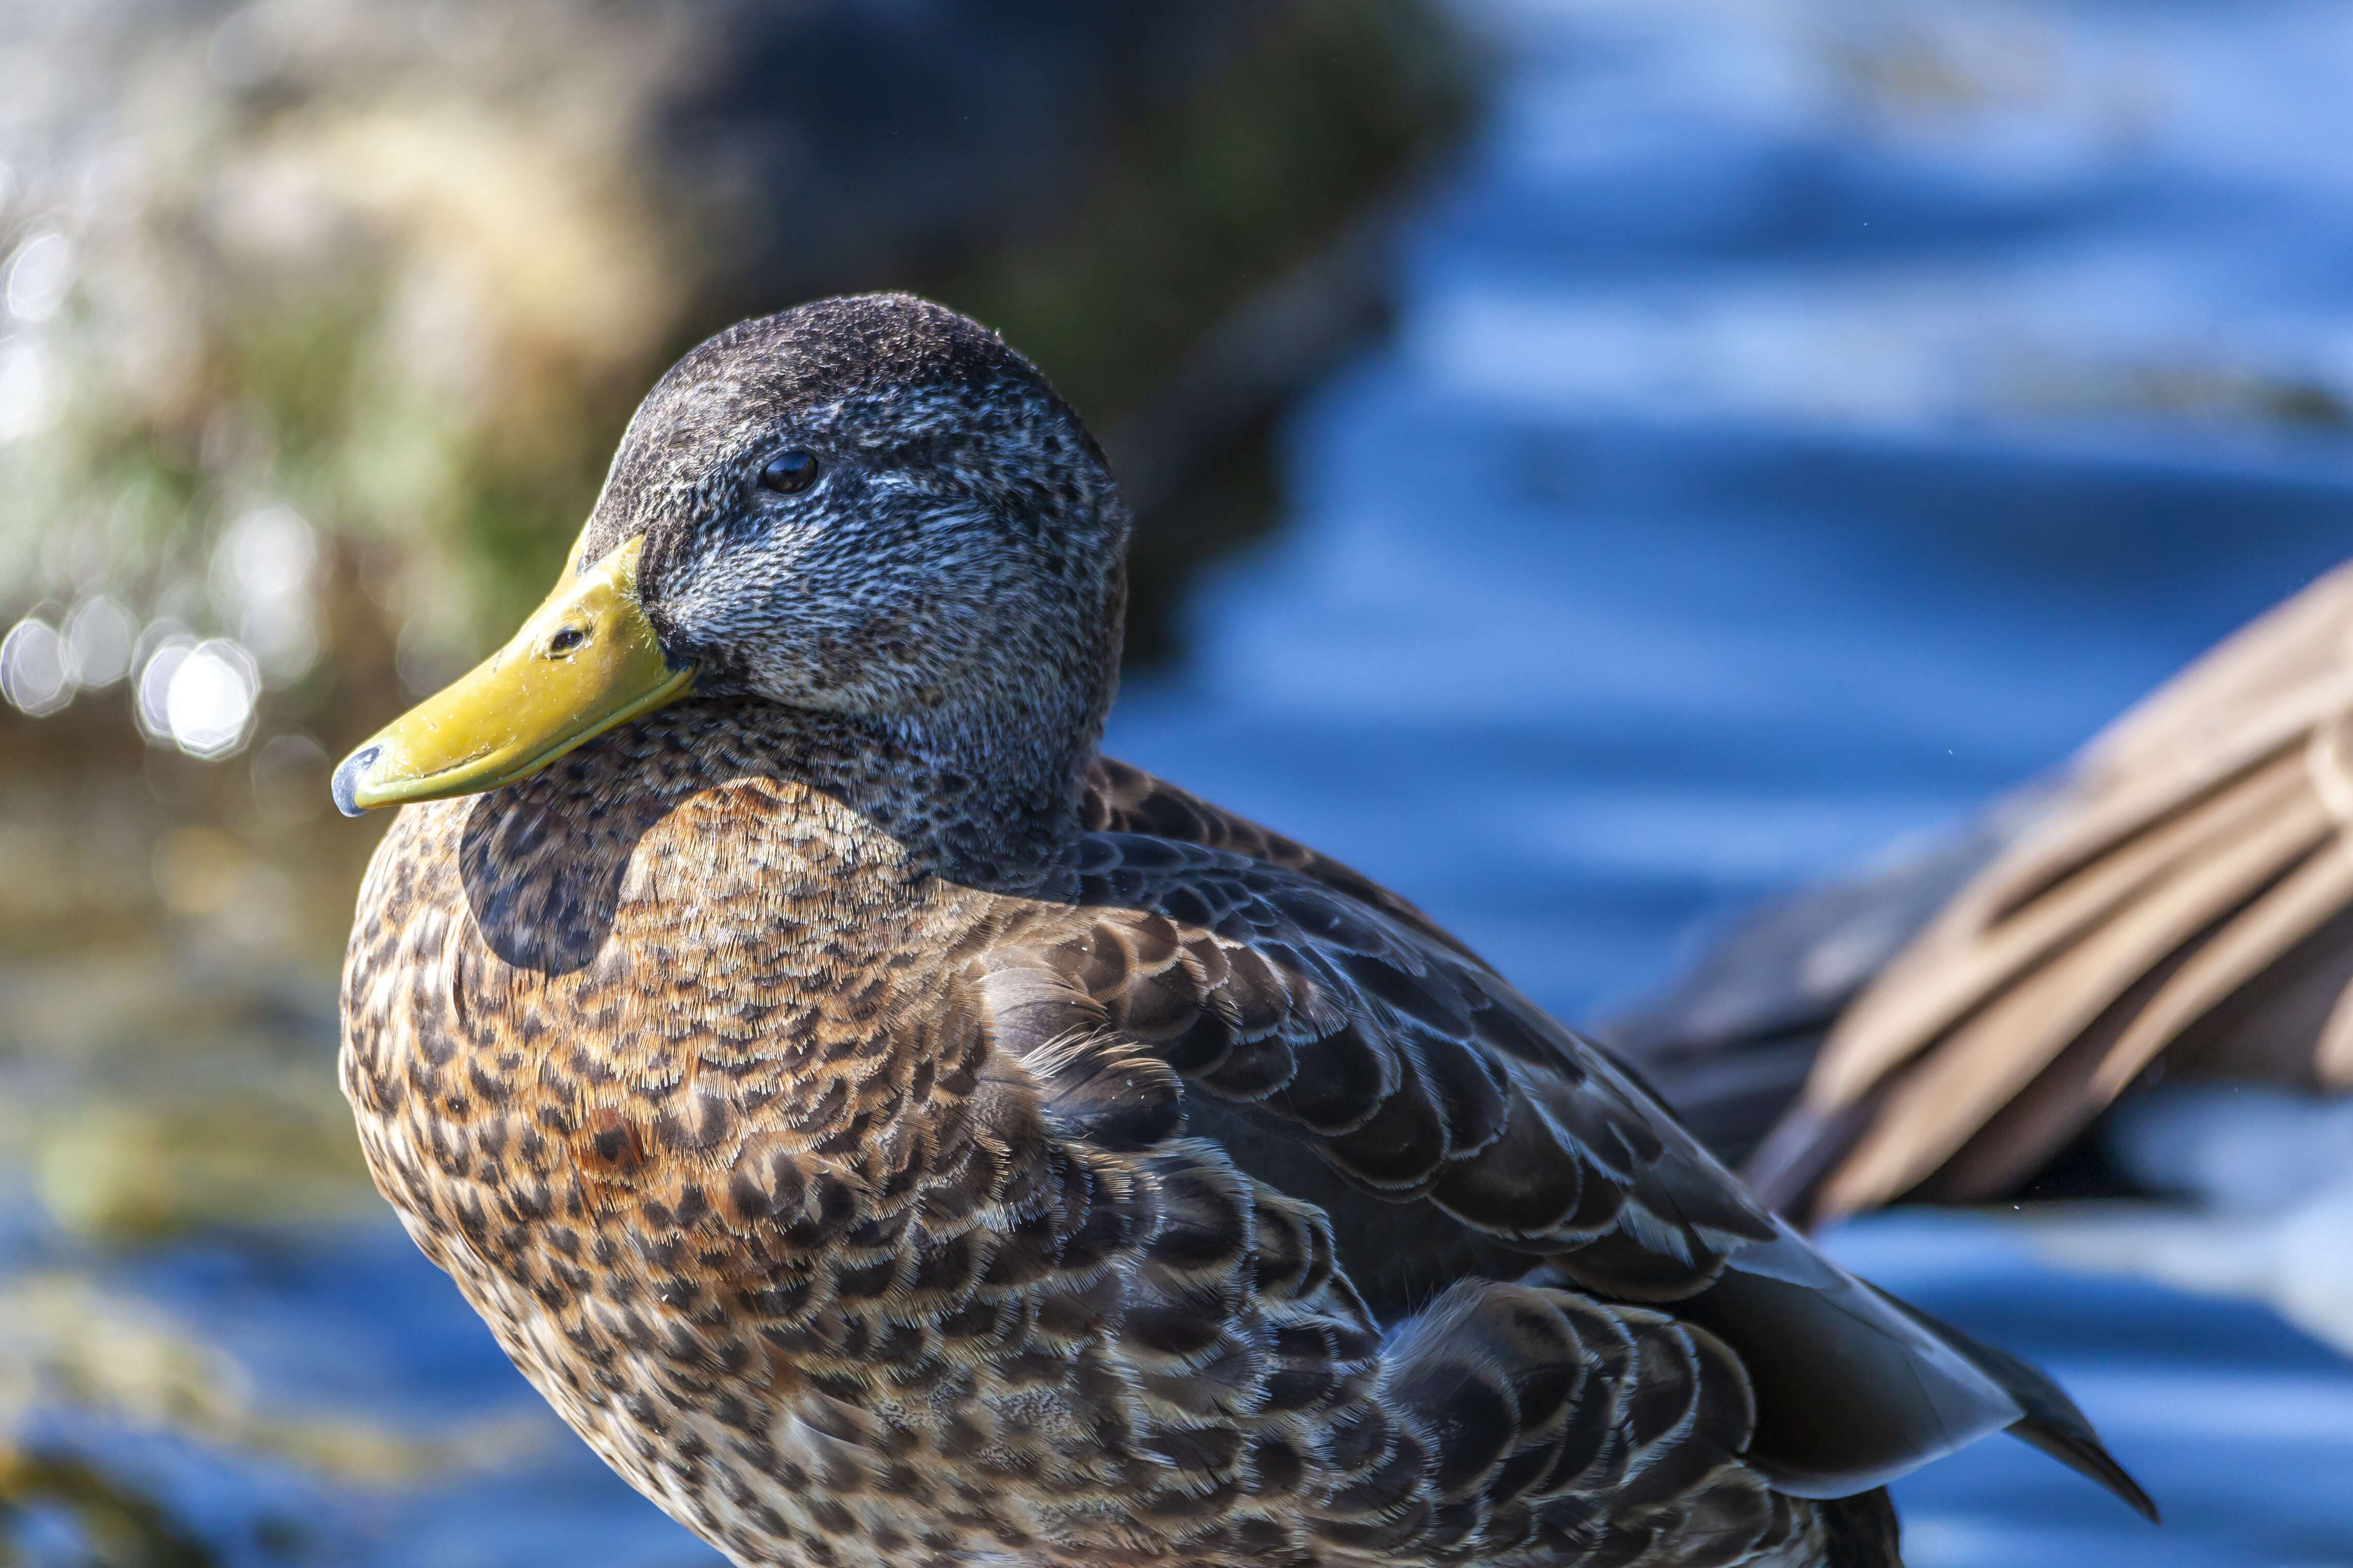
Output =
[
  {"x1": 882, "y1": 695, "x2": 1101, "y2": 884},
  {"x1": 729, "y1": 694, "x2": 1099, "y2": 889}
]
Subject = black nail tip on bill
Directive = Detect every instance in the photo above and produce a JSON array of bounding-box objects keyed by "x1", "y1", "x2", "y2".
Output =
[{"x1": 332, "y1": 746, "x2": 380, "y2": 818}]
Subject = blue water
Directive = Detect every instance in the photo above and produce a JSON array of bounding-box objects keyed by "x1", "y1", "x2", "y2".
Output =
[{"x1": 20, "y1": 2, "x2": 2353, "y2": 1563}]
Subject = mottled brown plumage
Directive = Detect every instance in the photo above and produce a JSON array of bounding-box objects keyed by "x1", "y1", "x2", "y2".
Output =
[{"x1": 340, "y1": 294, "x2": 2147, "y2": 1568}]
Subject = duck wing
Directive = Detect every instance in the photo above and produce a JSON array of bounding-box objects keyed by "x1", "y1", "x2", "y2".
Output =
[
  {"x1": 1745, "y1": 560, "x2": 2353, "y2": 1222},
  {"x1": 980, "y1": 829, "x2": 2148, "y2": 1509},
  {"x1": 1083, "y1": 756, "x2": 1487, "y2": 965}
]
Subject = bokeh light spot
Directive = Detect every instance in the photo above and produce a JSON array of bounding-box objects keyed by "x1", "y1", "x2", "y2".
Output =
[
  {"x1": 133, "y1": 630, "x2": 196, "y2": 743},
  {"x1": 213, "y1": 505, "x2": 321, "y2": 686},
  {"x1": 165, "y1": 640, "x2": 260, "y2": 759},
  {"x1": 4, "y1": 230, "x2": 73, "y2": 323},
  {"x1": 1, "y1": 616, "x2": 72, "y2": 715},
  {"x1": 63, "y1": 595, "x2": 138, "y2": 688},
  {"x1": 0, "y1": 339, "x2": 47, "y2": 443}
]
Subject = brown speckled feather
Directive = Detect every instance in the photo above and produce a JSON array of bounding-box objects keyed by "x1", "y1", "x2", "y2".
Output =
[{"x1": 342, "y1": 704, "x2": 2096, "y2": 1567}]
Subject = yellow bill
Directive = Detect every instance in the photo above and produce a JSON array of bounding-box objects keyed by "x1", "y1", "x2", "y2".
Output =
[{"x1": 332, "y1": 535, "x2": 693, "y2": 816}]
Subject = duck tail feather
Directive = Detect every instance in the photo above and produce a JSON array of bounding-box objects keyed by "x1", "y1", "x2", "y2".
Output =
[{"x1": 1867, "y1": 1285, "x2": 2158, "y2": 1523}]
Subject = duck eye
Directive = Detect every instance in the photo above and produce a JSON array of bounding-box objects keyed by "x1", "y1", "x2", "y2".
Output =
[{"x1": 758, "y1": 450, "x2": 819, "y2": 495}]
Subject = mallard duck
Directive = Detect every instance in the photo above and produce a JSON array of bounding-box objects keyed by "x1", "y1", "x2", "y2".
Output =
[
  {"x1": 1611, "y1": 564, "x2": 2353, "y2": 1225},
  {"x1": 333, "y1": 294, "x2": 2149, "y2": 1568}
]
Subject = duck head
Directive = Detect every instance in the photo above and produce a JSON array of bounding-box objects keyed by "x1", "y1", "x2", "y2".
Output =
[{"x1": 333, "y1": 294, "x2": 1129, "y2": 817}]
